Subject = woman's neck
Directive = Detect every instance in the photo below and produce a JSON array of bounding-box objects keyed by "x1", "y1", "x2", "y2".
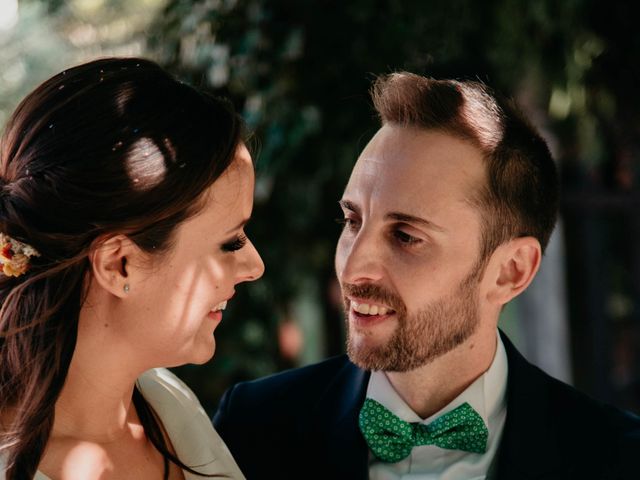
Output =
[
  {"x1": 51, "y1": 311, "x2": 147, "y2": 443},
  {"x1": 52, "y1": 365, "x2": 140, "y2": 443}
]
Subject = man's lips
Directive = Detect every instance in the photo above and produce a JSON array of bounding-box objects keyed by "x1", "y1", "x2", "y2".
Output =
[
  {"x1": 348, "y1": 296, "x2": 397, "y2": 316},
  {"x1": 349, "y1": 308, "x2": 395, "y2": 328},
  {"x1": 347, "y1": 297, "x2": 397, "y2": 328}
]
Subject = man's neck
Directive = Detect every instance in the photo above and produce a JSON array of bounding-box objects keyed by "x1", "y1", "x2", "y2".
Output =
[{"x1": 385, "y1": 329, "x2": 498, "y2": 419}]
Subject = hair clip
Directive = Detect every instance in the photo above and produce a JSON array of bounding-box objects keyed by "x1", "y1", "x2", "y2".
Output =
[{"x1": 0, "y1": 233, "x2": 41, "y2": 277}]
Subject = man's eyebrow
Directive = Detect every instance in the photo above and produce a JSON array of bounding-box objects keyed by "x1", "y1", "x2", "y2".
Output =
[
  {"x1": 225, "y1": 217, "x2": 250, "y2": 234},
  {"x1": 386, "y1": 212, "x2": 446, "y2": 233},
  {"x1": 339, "y1": 200, "x2": 445, "y2": 233},
  {"x1": 338, "y1": 200, "x2": 360, "y2": 215}
]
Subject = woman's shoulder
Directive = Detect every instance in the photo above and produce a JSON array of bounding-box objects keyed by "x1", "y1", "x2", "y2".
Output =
[
  {"x1": 136, "y1": 368, "x2": 208, "y2": 421},
  {"x1": 138, "y1": 368, "x2": 199, "y2": 401},
  {"x1": 136, "y1": 369, "x2": 245, "y2": 479}
]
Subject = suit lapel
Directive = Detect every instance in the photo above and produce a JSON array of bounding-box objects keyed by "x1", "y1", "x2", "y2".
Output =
[
  {"x1": 495, "y1": 332, "x2": 566, "y2": 479},
  {"x1": 308, "y1": 357, "x2": 370, "y2": 480},
  {"x1": 302, "y1": 336, "x2": 572, "y2": 479}
]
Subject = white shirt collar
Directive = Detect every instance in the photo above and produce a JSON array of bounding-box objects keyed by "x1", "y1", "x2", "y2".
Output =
[
  {"x1": 365, "y1": 331, "x2": 509, "y2": 479},
  {"x1": 366, "y1": 331, "x2": 508, "y2": 427}
]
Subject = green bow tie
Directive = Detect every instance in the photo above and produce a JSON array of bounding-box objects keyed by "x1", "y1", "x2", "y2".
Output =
[{"x1": 359, "y1": 398, "x2": 488, "y2": 463}]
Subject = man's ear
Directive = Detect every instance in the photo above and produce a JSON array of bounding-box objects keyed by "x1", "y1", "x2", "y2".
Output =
[
  {"x1": 485, "y1": 236, "x2": 541, "y2": 306},
  {"x1": 88, "y1": 235, "x2": 138, "y2": 299}
]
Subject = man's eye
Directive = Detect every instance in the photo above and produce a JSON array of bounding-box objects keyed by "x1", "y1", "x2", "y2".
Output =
[
  {"x1": 336, "y1": 218, "x2": 360, "y2": 231},
  {"x1": 394, "y1": 230, "x2": 421, "y2": 245},
  {"x1": 221, "y1": 234, "x2": 247, "y2": 252}
]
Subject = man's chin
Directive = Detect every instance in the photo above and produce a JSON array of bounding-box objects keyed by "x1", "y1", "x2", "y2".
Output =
[
  {"x1": 347, "y1": 335, "x2": 396, "y2": 371},
  {"x1": 346, "y1": 332, "x2": 447, "y2": 372},
  {"x1": 347, "y1": 349, "x2": 383, "y2": 371}
]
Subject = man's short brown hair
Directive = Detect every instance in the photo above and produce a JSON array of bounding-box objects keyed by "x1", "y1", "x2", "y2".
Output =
[{"x1": 371, "y1": 72, "x2": 558, "y2": 262}]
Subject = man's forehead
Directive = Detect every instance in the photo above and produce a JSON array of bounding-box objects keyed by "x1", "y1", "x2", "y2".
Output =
[
  {"x1": 346, "y1": 126, "x2": 484, "y2": 205},
  {"x1": 363, "y1": 124, "x2": 482, "y2": 165}
]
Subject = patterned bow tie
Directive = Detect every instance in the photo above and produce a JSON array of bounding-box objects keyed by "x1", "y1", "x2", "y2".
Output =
[{"x1": 359, "y1": 398, "x2": 488, "y2": 463}]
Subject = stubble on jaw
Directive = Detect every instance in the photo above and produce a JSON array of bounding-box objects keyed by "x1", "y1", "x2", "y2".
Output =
[{"x1": 344, "y1": 267, "x2": 482, "y2": 372}]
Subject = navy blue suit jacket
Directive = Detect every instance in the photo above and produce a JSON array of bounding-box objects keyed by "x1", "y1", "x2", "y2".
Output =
[{"x1": 214, "y1": 333, "x2": 640, "y2": 479}]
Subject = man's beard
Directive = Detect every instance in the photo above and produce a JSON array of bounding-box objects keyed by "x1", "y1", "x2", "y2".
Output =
[{"x1": 343, "y1": 265, "x2": 482, "y2": 372}]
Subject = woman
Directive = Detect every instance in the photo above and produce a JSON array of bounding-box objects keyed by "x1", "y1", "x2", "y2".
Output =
[{"x1": 0, "y1": 57, "x2": 264, "y2": 479}]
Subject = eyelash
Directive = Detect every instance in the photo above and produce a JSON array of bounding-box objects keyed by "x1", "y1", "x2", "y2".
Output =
[
  {"x1": 393, "y1": 230, "x2": 421, "y2": 246},
  {"x1": 338, "y1": 217, "x2": 423, "y2": 247},
  {"x1": 336, "y1": 217, "x2": 358, "y2": 229},
  {"x1": 221, "y1": 234, "x2": 248, "y2": 252}
]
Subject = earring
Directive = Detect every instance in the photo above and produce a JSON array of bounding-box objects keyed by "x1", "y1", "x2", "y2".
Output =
[{"x1": 123, "y1": 283, "x2": 130, "y2": 293}]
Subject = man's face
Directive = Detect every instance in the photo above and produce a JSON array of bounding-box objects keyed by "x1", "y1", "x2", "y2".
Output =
[{"x1": 335, "y1": 125, "x2": 489, "y2": 372}]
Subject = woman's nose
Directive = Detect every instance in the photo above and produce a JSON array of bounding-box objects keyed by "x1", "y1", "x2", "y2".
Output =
[{"x1": 237, "y1": 238, "x2": 264, "y2": 283}]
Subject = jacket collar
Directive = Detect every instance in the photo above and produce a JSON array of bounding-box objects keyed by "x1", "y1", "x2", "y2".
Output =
[
  {"x1": 310, "y1": 356, "x2": 370, "y2": 480},
  {"x1": 495, "y1": 331, "x2": 568, "y2": 479},
  {"x1": 307, "y1": 332, "x2": 573, "y2": 480}
]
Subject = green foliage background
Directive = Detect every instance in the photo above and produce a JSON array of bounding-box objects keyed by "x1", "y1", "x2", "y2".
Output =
[
  {"x1": 1, "y1": 0, "x2": 639, "y2": 412},
  {"x1": 147, "y1": 0, "x2": 640, "y2": 410}
]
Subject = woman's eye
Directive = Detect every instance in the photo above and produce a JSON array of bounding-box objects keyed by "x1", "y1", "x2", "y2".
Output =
[
  {"x1": 221, "y1": 234, "x2": 247, "y2": 252},
  {"x1": 394, "y1": 230, "x2": 421, "y2": 245}
]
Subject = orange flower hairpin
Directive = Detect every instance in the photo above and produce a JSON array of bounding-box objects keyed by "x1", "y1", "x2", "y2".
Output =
[{"x1": 0, "y1": 233, "x2": 40, "y2": 277}]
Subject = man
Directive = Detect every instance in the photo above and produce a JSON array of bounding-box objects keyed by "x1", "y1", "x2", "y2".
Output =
[{"x1": 214, "y1": 73, "x2": 640, "y2": 479}]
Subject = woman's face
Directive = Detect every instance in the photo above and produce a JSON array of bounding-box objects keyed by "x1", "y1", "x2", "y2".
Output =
[{"x1": 119, "y1": 144, "x2": 264, "y2": 367}]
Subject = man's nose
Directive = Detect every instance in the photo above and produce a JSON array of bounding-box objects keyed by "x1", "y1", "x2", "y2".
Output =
[{"x1": 338, "y1": 228, "x2": 385, "y2": 285}]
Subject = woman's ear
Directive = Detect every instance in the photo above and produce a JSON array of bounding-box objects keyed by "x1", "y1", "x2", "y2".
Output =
[
  {"x1": 485, "y1": 236, "x2": 542, "y2": 306},
  {"x1": 88, "y1": 235, "x2": 138, "y2": 298}
]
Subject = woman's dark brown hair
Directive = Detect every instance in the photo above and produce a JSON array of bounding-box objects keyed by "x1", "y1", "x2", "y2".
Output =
[{"x1": 0, "y1": 57, "x2": 243, "y2": 478}]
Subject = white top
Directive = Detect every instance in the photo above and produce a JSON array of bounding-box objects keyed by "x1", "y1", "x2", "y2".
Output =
[
  {"x1": 367, "y1": 332, "x2": 508, "y2": 480},
  {"x1": 2, "y1": 368, "x2": 245, "y2": 480}
]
